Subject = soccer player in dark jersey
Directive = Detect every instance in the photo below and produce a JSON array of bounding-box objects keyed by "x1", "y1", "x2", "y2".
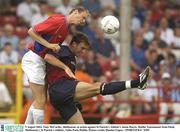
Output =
[
  {"x1": 44, "y1": 32, "x2": 151, "y2": 124},
  {"x1": 22, "y1": 7, "x2": 89, "y2": 124}
]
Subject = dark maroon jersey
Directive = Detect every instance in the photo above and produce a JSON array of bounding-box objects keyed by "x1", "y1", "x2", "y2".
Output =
[{"x1": 46, "y1": 45, "x2": 76, "y2": 85}]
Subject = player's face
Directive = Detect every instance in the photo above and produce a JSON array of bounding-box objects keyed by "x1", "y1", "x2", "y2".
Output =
[
  {"x1": 73, "y1": 11, "x2": 88, "y2": 25},
  {"x1": 75, "y1": 42, "x2": 89, "y2": 56}
]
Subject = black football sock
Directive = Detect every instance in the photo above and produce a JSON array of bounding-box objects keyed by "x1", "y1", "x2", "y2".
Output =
[{"x1": 100, "y1": 79, "x2": 140, "y2": 95}]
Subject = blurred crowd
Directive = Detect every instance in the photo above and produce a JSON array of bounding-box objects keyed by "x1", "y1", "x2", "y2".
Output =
[{"x1": 0, "y1": 0, "x2": 180, "y2": 124}]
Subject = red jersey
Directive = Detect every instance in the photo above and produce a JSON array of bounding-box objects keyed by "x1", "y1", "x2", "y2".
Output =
[{"x1": 28, "y1": 14, "x2": 69, "y2": 58}]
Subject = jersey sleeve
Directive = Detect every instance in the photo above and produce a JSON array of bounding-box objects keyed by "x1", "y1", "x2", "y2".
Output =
[{"x1": 33, "y1": 15, "x2": 64, "y2": 35}]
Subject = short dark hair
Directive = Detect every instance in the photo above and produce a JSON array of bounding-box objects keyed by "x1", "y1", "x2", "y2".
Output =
[
  {"x1": 4, "y1": 42, "x2": 12, "y2": 47},
  {"x1": 39, "y1": 0, "x2": 47, "y2": 5},
  {"x1": 176, "y1": 63, "x2": 180, "y2": 68},
  {"x1": 69, "y1": 6, "x2": 89, "y2": 15},
  {"x1": 168, "y1": 52, "x2": 176, "y2": 60},
  {"x1": 149, "y1": 49, "x2": 157, "y2": 54},
  {"x1": 70, "y1": 32, "x2": 90, "y2": 49}
]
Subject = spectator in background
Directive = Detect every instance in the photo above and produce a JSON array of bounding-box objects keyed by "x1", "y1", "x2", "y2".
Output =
[
  {"x1": 150, "y1": 0, "x2": 162, "y2": 26},
  {"x1": 159, "y1": 72, "x2": 173, "y2": 123},
  {"x1": 159, "y1": 72, "x2": 179, "y2": 123},
  {"x1": 0, "y1": 0, "x2": 11, "y2": 12},
  {"x1": 142, "y1": 20, "x2": 154, "y2": 43},
  {"x1": 16, "y1": 39, "x2": 28, "y2": 60},
  {"x1": 0, "y1": 81, "x2": 13, "y2": 112},
  {"x1": 167, "y1": 52, "x2": 177, "y2": 77},
  {"x1": 84, "y1": 50, "x2": 102, "y2": 80},
  {"x1": 99, "y1": 94, "x2": 117, "y2": 124},
  {"x1": 133, "y1": 28, "x2": 148, "y2": 50},
  {"x1": 142, "y1": 102, "x2": 157, "y2": 115},
  {"x1": 159, "y1": 17, "x2": 174, "y2": 46},
  {"x1": 138, "y1": 72, "x2": 158, "y2": 102},
  {"x1": 75, "y1": 62, "x2": 93, "y2": 84},
  {"x1": 30, "y1": 1, "x2": 49, "y2": 26},
  {"x1": 154, "y1": 28, "x2": 167, "y2": 49},
  {"x1": 172, "y1": 64, "x2": 180, "y2": 123},
  {"x1": 164, "y1": 8, "x2": 176, "y2": 29},
  {"x1": 174, "y1": 7, "x2": 180, "y2": 27},
  {"x1": 55, "y1": 0, "x2": 72, "y2": 16},
  {"x1": 99, "y1": 0, "x2": 116, "y2": 11},
  {"x1": 148, "y1": 40, "x2": 159, "y2": 51},
  {"x1": 113, "y1": 0, "x2": 121, "y2": 9},
  {"x1": 172, "y1": 64, "x2": 180, "y2": 87},
  {"x1": 0, "y1": 42, "x2": 19, "y2": 65},
  {"x1": 47, "y1": 0, "x2": 79, "y2": 8},
  {"x1": 131, "y1": 7, "x2": 141, "y2": 32},
  {"x1": 147, "y1": 40, "x2": 167, "y2": 78},
  {"x1": 47, "y1": 0, "x2": 62, "y2": 8},
  {"x1": 0, "y1": 68, "x2": 13, "y2": 112},
  {"x1": 133, "y1": 0, "x2": 146, "y2": 24},
  {"x1": 143, "y1": 49, "x2": 159, "y2": 71},
  {"x1": 150, "y1": 42, "x2": 169, "y2": 67},
  {"x1": 144, "y1": 10, "x2": 152, "y2": 25},
  {"x1": 99, "y1": 0, "x2": 116, "y2": 15},
  {"x1": 130, "y1": 34, "x2": 146, "y2": 73},
  {"x1": 17, "y1": 0, "x2": 40, "y2": 24},
  {"x1": 173, "y1": 27, "x2": 180, "y2": 49},
  {"x1": 129, "y1": 89, "x2": 143, "y2": 115},
  {"x1": 83, "y1": 0, "x2": 101, "y2": 18},
  {"x1": 91, "y1": 29, "x2": 116, "y2": 58},
  {"x1": 0, "y1": 24, "x2": 19, "y2": 49},
  {"x1": 82, "y1": 19, "x2": 97, "y2": 44}
]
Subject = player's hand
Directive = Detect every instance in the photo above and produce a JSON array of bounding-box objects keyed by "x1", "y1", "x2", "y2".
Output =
[
  {"x1": 48, "y1": 44, "x2": 60, "y2": 52},
  {"x1": 64, "y1": 67, "x2": 76, "y2": 79}
]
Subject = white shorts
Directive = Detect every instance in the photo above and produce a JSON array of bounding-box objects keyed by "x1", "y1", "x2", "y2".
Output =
[{"x1": 21, "y1": 51, "x2": 46, "y2": 85}]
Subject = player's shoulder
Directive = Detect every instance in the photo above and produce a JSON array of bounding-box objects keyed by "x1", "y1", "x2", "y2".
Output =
[
  {"x1": 59, "y1": 45, "x2": 74, "y2": 57},
  {"x1": 61, "y1": 45, "x2": 71, "y2": 53},
  {"x1": 49, "y1": 14, "x2": 66, "y2": 21}
]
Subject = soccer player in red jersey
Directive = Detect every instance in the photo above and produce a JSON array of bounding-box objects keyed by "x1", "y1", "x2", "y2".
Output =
[
  {"x1": 45, "y1": 32, "x2": 151, "y2": 124},
  {"x1": 21, "y1": 7, "x2": 89, "y2": 124}
]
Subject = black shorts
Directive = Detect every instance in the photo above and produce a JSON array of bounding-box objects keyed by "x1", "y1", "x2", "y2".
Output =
[{"x1": 48, "y1": 78, "x2": 80, "y2": 122}]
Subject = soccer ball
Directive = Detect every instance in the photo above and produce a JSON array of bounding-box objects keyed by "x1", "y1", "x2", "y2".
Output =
[{"x1": 101, "y1": 15, "x2": 120, "y2": 34}]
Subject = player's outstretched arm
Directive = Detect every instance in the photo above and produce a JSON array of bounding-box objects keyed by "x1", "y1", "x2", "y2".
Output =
[
  {"x1": 44, "y1": 53, "x2": 76, "y2": 79},
  {"x1": 28, "y1": 28, "x2": 60, "y2": 52}
]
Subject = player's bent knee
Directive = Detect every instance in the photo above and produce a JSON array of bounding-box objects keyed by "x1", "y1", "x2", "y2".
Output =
[
  {"x1": 34, "y1": 95, "x2": 46, "y2": 107},
  {"x1": 67, "y1": 109, "x2": 85, "y2": 124},
  {"x1": 34, "y1": 100, "x2": 46, "y2": 109}
]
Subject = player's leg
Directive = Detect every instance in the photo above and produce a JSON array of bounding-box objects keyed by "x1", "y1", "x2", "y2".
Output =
[
  {"x1": 30, "y1": 82, "x2": 46, "y2": 124},
  {"x1": 30, "y1": 83, "x2": 46, "y2": 109},
  {"x1": 48, "y1": 66, "x2": 150, "y2": 123},
  {"x1": 50, "y1": 97, "x2": 84, "y2": 124},
  {"x1": 67, "y1": 109, "x2": 85, "y2": 124},
  {"x1": 24, "y1": 103, "x2": 34, "y2": 124},
  {"x1": 24, "y1": 84, "x2": 46, "y2": 124},
  {"x1": 74, "y1": 82, "x2": 101, "y2": 100},
  {"x1": 48, "y1": 79, "x2": 85, "y2": 124},
  {"x1": 22, "y1": 51, "x2": 46, "y2": 124},
  {"x1": 74, "y1": 66, "x2": 151, "y2": 101}
]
